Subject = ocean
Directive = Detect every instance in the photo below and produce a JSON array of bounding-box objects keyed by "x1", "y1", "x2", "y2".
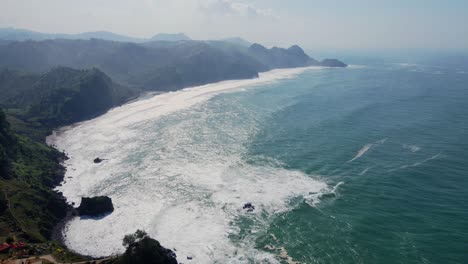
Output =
[{"x1": 48, "y1": 62, "x2": 468, "y2": 263}]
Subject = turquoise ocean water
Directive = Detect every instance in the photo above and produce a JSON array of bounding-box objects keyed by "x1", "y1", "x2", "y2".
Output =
[
  {"x1": 212, "y1": 63, "x2": 468, "y2": 263},
  {"x1": 54, "y1": 62, "x2": 468, "y2": 263}
]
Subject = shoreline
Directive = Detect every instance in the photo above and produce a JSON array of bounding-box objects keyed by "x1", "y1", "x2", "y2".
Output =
[{"x1": 46, "y1": 65, "x2": 327, "y2": 258}]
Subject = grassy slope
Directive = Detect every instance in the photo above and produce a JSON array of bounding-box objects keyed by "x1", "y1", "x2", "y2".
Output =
[
  {"x1": 0, "y1": 109, "x2": 67, "y2": 242},
  {"x1": 0, "y1": 66, "x2": 139, "y2": 244}
]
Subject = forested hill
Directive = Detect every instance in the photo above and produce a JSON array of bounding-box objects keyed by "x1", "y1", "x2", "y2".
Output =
[
  {"x1": 0, "y1": 39, "x2": 261, "y2": 90},
  {"x1": 0, "y1": 108, "x2": 68, "y2": 242},
  {"x1": 0, "y1": 38, "x2": 346, "y2": 139},
  {"x1": 0, "y1": 39, "x2": 346, "y2": 91},
  {"x1": 0, "y1": 67, "x2": 138, "y2": 140}
]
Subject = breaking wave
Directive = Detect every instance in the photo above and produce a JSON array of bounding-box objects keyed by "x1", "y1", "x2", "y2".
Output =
[{"x1": 47, "y1": 67, "x2": 329, "y2": 263}]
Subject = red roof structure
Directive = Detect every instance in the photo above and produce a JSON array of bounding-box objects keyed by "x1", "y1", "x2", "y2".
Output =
[{"x1": 0, "y1": 243, "x2": 10, "y2": 252}]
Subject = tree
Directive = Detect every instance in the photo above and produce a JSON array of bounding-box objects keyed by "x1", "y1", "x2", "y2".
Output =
[{"x1": 118, "y1": 230, "x2": 178, "y2": 264}]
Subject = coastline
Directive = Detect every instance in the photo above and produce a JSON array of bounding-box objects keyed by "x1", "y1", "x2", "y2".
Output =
[{"x1": 45, "y1": 66, "x2": 326, "y2": 258}]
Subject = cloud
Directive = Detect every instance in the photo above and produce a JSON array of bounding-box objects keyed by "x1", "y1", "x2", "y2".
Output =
[{"x1": 199, "y1": 0, "x2": 272, "y2": 18}]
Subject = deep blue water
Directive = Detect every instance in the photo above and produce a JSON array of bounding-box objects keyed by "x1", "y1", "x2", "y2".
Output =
[{"x1": 240, "y1": 63, "x2": 468, "y2": 263}]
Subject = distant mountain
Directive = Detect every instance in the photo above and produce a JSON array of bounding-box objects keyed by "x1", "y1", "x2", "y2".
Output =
[
  {"x1": 0, "y1": 38, "x2": 346, "y2": 93},
  {"x1": 0, "y1": 27, "x2": 145, "y2": 43},
  {"x1": 73, "y1": 31, "x2": 145, "y2": 43},
  {"x1": 0, "y1": 28, "x2": 347, "y2": 70},
  {"x1": 0, "y1": 28, "x2": 192, "y2": 43},
  {"x1": 248, "y1": 43, "x2": 319, "y2": 69},
  {"x1": 248, "y1": 43, "x2": 347, "y2": 69},
  {"x1": 150, "y1": 33, "x2": 191, "y2": 42},
  {"x1": 0, "y1": 39, "x2": 262, "y2": 91}
]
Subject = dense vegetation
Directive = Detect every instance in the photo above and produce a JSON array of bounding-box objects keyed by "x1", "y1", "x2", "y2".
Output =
[
  {"x1": 0, "y1": 67, "x2": 138, "y2": 140},
  {"x1": 0, "y1": 108, "x2": 67, "y2": 242}
]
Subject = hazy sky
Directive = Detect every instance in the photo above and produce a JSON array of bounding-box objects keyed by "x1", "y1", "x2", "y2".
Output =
[{"x1": 1, "y1": 0, "x2": 467, "y2": 50}]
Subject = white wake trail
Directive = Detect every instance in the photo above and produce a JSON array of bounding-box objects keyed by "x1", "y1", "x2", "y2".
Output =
[{"x1": 347, "y1": 138, "x2": 388, "y2": 163}]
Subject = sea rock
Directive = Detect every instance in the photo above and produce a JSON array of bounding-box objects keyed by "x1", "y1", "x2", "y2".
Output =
[
  {"x1": 243, "y1": 203, "x2": 255, "y2": 212},
  {"x1": 320, "y1": 59, "x2": 348, "y2": 68},
  {"x1": 78, "y1": 196, "x2": 114, "y2": 216}
]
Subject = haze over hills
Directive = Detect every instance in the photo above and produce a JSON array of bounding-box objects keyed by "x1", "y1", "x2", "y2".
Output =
[
  {"x1": 0, "y1": 37, "x2": 346, "y2": 90},
  {"x1": 0, "y1": 27, "x2": 197, "y2": 43},
  {"x1": 0, "y1": 28, "x2": 346, "y2": 158},
  {"x1": 150, "y1": 33, "x2": 191, "y2": 42},
  {"x1": 0, "y1": 27, "x2": 146, "y2": 43},
  {"x1": 0, "y1": 31, "x2": 346, "y2": 138},
  {"x1": 221, "y1": 37, "x2": 252, "y2": 47}
]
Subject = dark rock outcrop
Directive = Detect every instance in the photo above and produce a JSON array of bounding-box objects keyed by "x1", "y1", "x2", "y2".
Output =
[
  {"x1": 78, "y1": 196, "x2": 114, "y2": 216},
  {"x1": 243, "y1": 203, "x2": 255, "y2": 212},
  {"x1": 118, "y1": 230, "x2": 178, "y2": 264}
]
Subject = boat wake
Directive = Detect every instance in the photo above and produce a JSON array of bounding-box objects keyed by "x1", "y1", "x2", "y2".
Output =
[{"x1": 347, "y1": 138, "x2": 388, "y2": 163}]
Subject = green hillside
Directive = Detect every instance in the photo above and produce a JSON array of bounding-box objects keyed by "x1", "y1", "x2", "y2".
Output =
[
  {"x1": 0, "y1": 67, "x2": 138, "y2": 139},
  {"x1": 0, "y1": 108, "x2": 67, "y2": 242}
]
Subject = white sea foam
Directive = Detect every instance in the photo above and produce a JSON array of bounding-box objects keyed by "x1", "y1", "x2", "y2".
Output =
[
  {"x1": 47, "y1": 67, "x2": 329, "y2": 263},
  {"x1": 347, "y1": 64, "x2": 368, "y2": 69},
  {"x1": 305, "y1": 181, "x2": 343, "y2": 207},
  {"x1": 392, "y1": 63, "x2": 421, "y2": 67}
]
